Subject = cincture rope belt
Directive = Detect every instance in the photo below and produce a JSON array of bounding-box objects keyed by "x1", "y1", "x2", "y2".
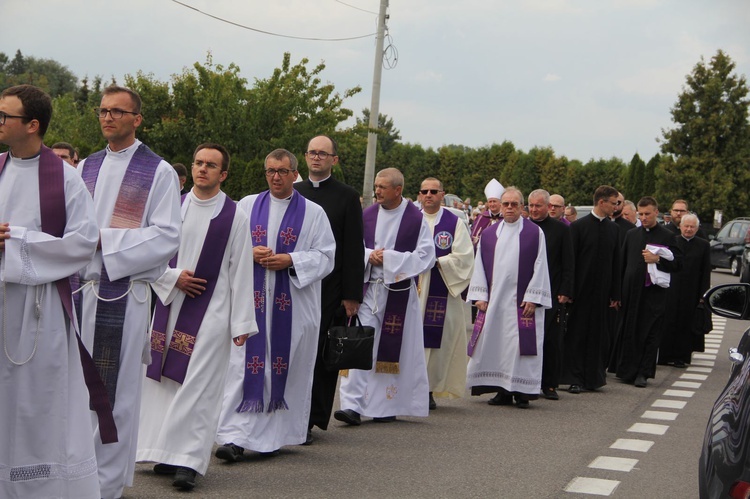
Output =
[{"x1": 368, "y1": 278, "x2": 411, "y2": 315}]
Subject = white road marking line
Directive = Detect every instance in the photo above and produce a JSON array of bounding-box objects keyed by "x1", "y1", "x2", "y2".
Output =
[
  {"x1": 642, "y1": 410, "x2": 678, "y2": 421},
  {"x1": 663, "y1": 389, "x2": 694, "y2": 398},
  {"x1": 691, "y1": 360, "x2": 715, "y2": 367},
  {"x1": 588, "y1": 456, "x2": 639, "y2": 472},
  {"x1": 692, "y1": 354, "x2": 716, "y2": 360},
  {"x1": 672, "y1": 381, "x2": 702, "y2": 389},
  {"x1": 652, "y1": 399, "x2": 686, "y2": 409},
  {"x1": 628, "y1": 422, "x2": 669, "y2": 435},
  {"x1": 704, "y1": 349, "x2": 719, "y2": 354},
  {"x1": 686, "y1": 367, "x2": 712, "y2": 373},
  {"x1": 610, "y1": 438, "x2": 654, "y2": 452},
  {"x1": 564, "y1": 477, "x2": 620, "y2": 496},
  {"x1": 680, "y1": 373, "x2": 708, "y2": 381}
]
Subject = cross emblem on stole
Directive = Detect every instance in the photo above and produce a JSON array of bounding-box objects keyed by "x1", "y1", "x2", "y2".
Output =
[
  {"x1": 252, "y1": 225, "x2": 266, "y2": 243},
  {"x1": 383, "y1": 314, "x2": 403, "y2": 335},
  {"x1": 254, "y1": 291, "x2": 264, "y2": 310},
  {"x1": 275, "y1": 293, "x2": 291, "y2": 311},
  {"x1": 520, "y1": 317, "x2": 534, "y2": 327},
  {"x1": 279, "y1": 227, "x2": 297, "y2": 245},
  {"x1": 272, "y1": 356, "x2": 288, "y2": 374},
  {"x1": 426, "y1": 300, "x2": 446, "y2": 322},
  {"x1": 247, "y1": 355, "x2": 265, "y2": 374}
]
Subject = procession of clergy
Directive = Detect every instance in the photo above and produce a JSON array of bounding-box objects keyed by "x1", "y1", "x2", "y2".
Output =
[{"x1": 1, "y1": 84, "x2": 710, "y2": 498}]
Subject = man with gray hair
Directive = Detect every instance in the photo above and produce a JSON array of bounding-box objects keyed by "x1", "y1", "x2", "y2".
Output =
[
  {"x1": 467, "y1": 187, "x2": 551, "y2": 408},
  {"x1": 660, "y1": 212, "x2": 710, "y2": 367},
  {"x1": 336, "y1": 167, "x2": 435, "y2": 425}
]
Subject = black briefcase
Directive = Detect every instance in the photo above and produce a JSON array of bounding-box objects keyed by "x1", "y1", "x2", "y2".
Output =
[{"x1": 322, "y1": 314, "x2": 374, "y2": 372}]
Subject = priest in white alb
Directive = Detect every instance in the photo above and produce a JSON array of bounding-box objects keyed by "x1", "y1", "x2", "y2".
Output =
[
  {"x1": 335, "y1": 168, "x2": 435, "y2": 425},
  {"x1": 136, "y1": 144, "x2": 258, "y2": 492},
  {"x1": 417, "y1": 177, "x2": 473, "y2": 409},
  {"x1": 0, "y1": 85, "x2": 100, "y2": 498},
  {"x1": 215, "y1": 149, "x2": 334, "y2": 459},
  {"x1": 467, "y1": 187, "x2": 551, "y2": 409}
]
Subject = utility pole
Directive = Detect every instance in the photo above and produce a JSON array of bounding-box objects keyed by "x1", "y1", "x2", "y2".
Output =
[{"x1": 361, "y1": 0, "x2": 389, "y2": 208}]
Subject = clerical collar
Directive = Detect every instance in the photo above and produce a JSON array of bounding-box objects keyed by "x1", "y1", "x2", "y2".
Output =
[
  {"x1": 682, "y1": 235, "x2": 694, "y2": 241},
  {"x1": 591, "y1": 211, "x2": 606, "y2": 221},
  {"x1": 9, "y1": 150, "x2": 41, "y2": 161},
  {"x1": 107, "y1": 139, "x2": 139, "y2": 155},
  {"x1": 490, "y1": 211, "x2": 502, "y2": 219},
  {"x1": 309, "y1": 175, "x2": 331, "y2": 188}
]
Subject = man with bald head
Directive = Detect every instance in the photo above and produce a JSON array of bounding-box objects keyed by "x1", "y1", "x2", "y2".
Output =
[
  {"x1": 549, "y1": 194, "x2": 569, "y2": 225},
  {"x1": 336, "y1": 168, "x2": 435, "y2": 425}
]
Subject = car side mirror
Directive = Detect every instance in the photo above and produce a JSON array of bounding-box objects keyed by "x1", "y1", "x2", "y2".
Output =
[{"x1": 704, "y1": 283, "x2": 750, "y2": 319}]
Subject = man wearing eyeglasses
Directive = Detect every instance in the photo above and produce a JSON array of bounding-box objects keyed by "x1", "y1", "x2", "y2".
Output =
[
  {"x1": 417, "y1": 177, "x2": 474, "y2": 410},
  {"x1": 467, "y1": 187, "x2": 551, "y2": 409},
  {"x1": 294, "y1": 135, "x2": 364, "y2": 443},
  {"x1": 663, "y1": 199, "x2": 707, "y2": 240},
  {"x1": 336, "y1": 168, "x2": 435, "y2": 425},
  {"x1": 0, "y1": 84, "x2": 101, "y2": 498},
  {"x1": 549, "y1": 194, "x2": 570, "y2": 225},
  {"x1": 76, "y1": 85, "x2": 181, "y2": 499},
  {"x1": 136, "y1": 143, "x2": 258, "y2": 491},
  {"x1": 216, "y1": 148, "x2": 335, "y2": 460}
]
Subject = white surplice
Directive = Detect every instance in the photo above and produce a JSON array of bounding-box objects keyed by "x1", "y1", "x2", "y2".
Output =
[
  {"x1": 76, "y1": 140, "x2": 181, "y2": 499},
  {"x1": 137, "y1": 191, "x2": 258, "y2": 475},
  {"x1": 419, "y1": 208, "x2": 474, "y2": 399},
  {"x1": 466, "y1": 218, "x2": 551, "y2": 395},
  {"x1": 339, "y1": 199, "x2": 436, "y2": 418},
  {"x1": 216, "y1": 191, "x2": 335, "y2": 452},
  {"x1": 0, "y1": 155, "x2": 100, "y2": 498}
]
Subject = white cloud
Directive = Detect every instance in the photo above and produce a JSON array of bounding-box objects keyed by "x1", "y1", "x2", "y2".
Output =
[{"x1": 544, "y1": 73, "x2": 561, "y2": 82}]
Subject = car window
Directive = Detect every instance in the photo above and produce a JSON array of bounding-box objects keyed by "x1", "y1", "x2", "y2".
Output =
[
  {"x1": 729, "y1": 222, "x2": 742, "y2": 239},
  {"x1": 717, "y1": 223, "x2": 732, "y2": 239}
]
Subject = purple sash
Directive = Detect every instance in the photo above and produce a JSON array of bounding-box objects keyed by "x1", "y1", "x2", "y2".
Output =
[
  {"x1": 363, "y1": 200, "x2": 423, "y2": 374},
  {"x1": 467, "y1": 219, "x2": 540, "y2": 356},
  {"x1": 423, "y1": 209, "x2": 458, "y2": 348},
  {"x1": 0, "y1": 147, "x2": 118, "y2": 444},
  {"x1": 238, "y1": 191, "x2": 305, "y2": 413},
  {"x1": 80, "y1": 144, "x2": 161, "y2": 407},
  {"x1": 147, "y1": 194, "x2": 236, "y2": 383}
]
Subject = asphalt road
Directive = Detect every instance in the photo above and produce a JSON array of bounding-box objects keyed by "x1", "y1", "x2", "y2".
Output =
[{"x1": 126, "y1": 270, "x2": 741, "y2": 498}]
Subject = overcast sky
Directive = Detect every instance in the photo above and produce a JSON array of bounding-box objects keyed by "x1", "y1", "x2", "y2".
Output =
[{"x1": 4, "y1": 0, "x2": 749, "y2": 162}]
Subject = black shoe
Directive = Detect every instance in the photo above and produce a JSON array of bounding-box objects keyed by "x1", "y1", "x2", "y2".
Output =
[
  {"x1": 333, "y1": 409, "x2": 361, "y2": 426},
  {"x1": 429, "y1": 392, "x2": 437, "y2": 410},
  {"x1": 302, "y1": 429, "x2": 313, "y2": 445},
  {"x1": 634, "y1": 375, "x2": 647, "y2": 388},
  {"x1": 373, "y1": 416, "x2": 396, "y2": 423},
  {"x1": 215, "y1": 443, "x2": 244, "y2": 462},
  {"x1": 172, "y1": 467, "x2": 197, "y2": 491},
  {"x1": 568, "y1": 384, "x2": 582, "y2": 394},
  {"x1": 673, "y1": 361, "x2": 687, "y2": 368},
  {"x1": 515, "y1": 399, "x2": 530, "y2": 409},
  {"x1": 488, "y1": 392, "x2": 513, "y2": 406},
  {"x1": 542, "y1": 387, "x2": 559, "y2": 400},
  {"x1": 153, "y1": 463, "x2": 179, "y2": 475}
]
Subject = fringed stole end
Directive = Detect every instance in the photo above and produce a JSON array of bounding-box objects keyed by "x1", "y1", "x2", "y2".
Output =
[
  {"x1": 267, "y1": 398, "x2": 289, "y2": 413},
  {"x1": 236, "y1": 399, "x2": 264, "y2": 414}
]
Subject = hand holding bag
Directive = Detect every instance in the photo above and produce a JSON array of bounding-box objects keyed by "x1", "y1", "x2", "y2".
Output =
[{"x1": 323, "y1": 313, "x2": 374, "y2": 372}]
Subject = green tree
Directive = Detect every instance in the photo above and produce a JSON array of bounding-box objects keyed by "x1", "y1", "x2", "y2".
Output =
[
  {"x1": 643, "y1": 153, "x2": 659, "y2": 198},
  {"x1": 0, "y1": 49, "x2": 77, "y2": 97},
  {"x1": 659, "y1": 50, "x2": 750, "y2": 221},
  {"x1": 626, "y1": 153, "x2": 646, "y2": 200}
]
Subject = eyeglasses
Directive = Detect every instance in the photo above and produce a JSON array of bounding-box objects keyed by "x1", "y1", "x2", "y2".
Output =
[
  {"x1": 305, "y1": 150, "x2": 335, "y2": 159},
  {"x1": 0, "y1": 111, "x2": 30, "y2": 125},
  {"x1": 671, "y1": 208, "x2": 687, "y2": 213},
  {"x1": 615, "y1": 200, "x2": 623, "y2": 205},
  {"x1": 193, "y1": 160, "x2": 221, "y2": 170},
  {"x1": 501, "y1": 201, "x2": 520, "y2": 208},
  {"x1": 549, "y1": 204, "x2": 564, "y2": 209},
  {"x1": 95, "y1": 107, "x2": 139, "y2": 119},
  {"x1": 419, "y1": 189, "x2": 442, "y2": 195},
  {"x1": 265, "y1": 168, "x2": 295, "y2": 177}
]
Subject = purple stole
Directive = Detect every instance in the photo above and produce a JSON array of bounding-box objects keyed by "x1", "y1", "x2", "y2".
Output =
[
  {"x1": 238, "y1": 191, "x2": 306, "y2": 413},
  {"x1": 423, "y1": 208, "x2": 458, "y2": 349},
  {"x1": 147, "y1": 194, "x2": 236, "y2": 383},
  {"x1": 470, "y1": 211, "x2": 500, "y2": 248},
  {"x1": 363, "y1": 200, "x2": 423, "y2": 374},
  {"x1": 468, "y1": 218, "x2": 540, "y2": 357},
  {"x1": 0, "y1": 147, "x2": 118, "y2": 444},
  {"x1": 80, "y1": 144, "x2": 161, "y2": 408}
]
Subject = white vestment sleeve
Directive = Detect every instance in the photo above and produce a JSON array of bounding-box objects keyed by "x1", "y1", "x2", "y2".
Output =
[
  {"x1": 382, "y1": 217, "x2": 435, "y2": 284},
  {"x1": 438, "y1": 218, "x2": 474, "y2": 297},
  {"x1": 2, "y1": 172, "x2": 98, "y2": 285},
  {"x1": 150, "y1": 267, "x2": 183, "y2": 306},
  {"x1": 466, "y1": 238, "x2": 489, "y2": 302},
  {"x1": 228, "y1": 209, "x2": 259, "y2": 339},
  {"x1": 522, "y1": 232, "x2": 552, "y2": 309},
  {"x1": 100, "y1": 162, "x2": 181, "y2": 282},
  {"x1": 289, "y1": 207, "x2": 336, "y2": 289}
]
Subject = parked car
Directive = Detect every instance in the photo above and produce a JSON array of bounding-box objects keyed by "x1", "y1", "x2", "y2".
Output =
[
  {"x1": 710, "y1": 218, "x2": 750, "y2": 276},
  {"x1": 699, "y1": 283, "x2": 750, "y2": 498},
  {"x1": 574, "y1": 205, "x2": 594, "y2": 219},
  {"x1": 739, "y1": 232, "x2": 750, "y2": 284}
]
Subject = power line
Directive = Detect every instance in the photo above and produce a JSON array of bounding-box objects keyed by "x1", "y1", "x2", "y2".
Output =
[
  {"x1": 334, "y1": 0, "x2": 378, "y2": 15},
  {"x1": 171, "y1": 0, "x2": 377, "y2": 41}
]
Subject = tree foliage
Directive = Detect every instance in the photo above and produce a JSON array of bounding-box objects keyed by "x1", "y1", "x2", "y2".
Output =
[
  {"x1": 659, "y1": 50, "x2": 750, "y2": 221},
  {"x1": 0, "y1": 50, "x2": 77, "y2": 97}
]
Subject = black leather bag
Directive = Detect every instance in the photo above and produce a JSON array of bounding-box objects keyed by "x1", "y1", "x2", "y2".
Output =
[{"x1": 323, "y1": 314, "x2": 374, "y2": 372}]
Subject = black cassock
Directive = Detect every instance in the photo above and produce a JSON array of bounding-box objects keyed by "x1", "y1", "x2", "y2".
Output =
[
  {"x1": 608, "y1": 224, "x2": 682, "y2": 381},
  {"x1": 531, "y1": 216, "x2": 575, "y2": 390},
  {"x1": 295, "y1": 176, "x2": 364, "y2": 430},
  {"x1": 562, "y1": 214, "x2": 621, "y2": 390},
  {"x1": 659, "y1": 235, "x2": 711, "y2": 364}
]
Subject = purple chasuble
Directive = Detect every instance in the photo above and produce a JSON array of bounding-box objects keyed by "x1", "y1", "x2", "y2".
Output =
[
  {"x1": 238, "y1": 191, "x2": 305, "y2": 413},
  {"x1": 468, "y1": 218, "x2": 540, "y2": 357},
  {"x1": 0, "y1": 147, "x2": 118, "y2": 444},
  {"x1": 79, "y1": 144, "x2": 161, "y2": 408},
  {"x1": 363, "y1": 200, "x2": 423, "y2": 374},
  {"x1": 147, "y1": 194, "x2": 236, "y2": 384},
  {"x1": 423, "y1": 209, "x2": 459, "y2": 349}
]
